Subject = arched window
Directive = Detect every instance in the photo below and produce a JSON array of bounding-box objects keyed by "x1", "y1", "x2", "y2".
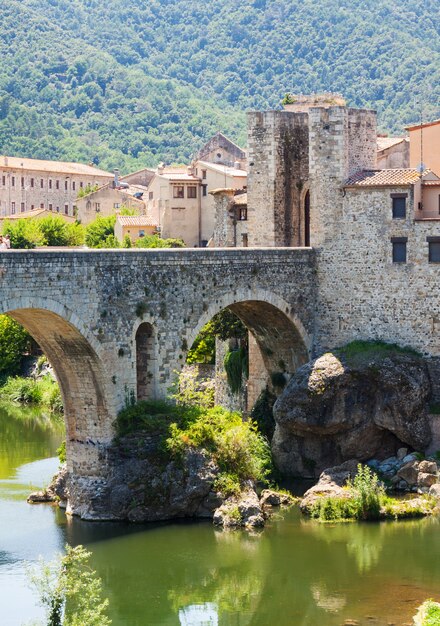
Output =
[{"x1": 304, "y1": 190, "x2": 310, "y2": 247}]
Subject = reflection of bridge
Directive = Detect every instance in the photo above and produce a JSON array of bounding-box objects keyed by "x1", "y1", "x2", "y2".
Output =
[{"x1": 0, "y1": 248, "x2": 316, "y2": 516}]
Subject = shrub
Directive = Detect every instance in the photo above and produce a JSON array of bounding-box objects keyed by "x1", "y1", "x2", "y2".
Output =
[
  {"x1": 134, "y1": 235, "x2": 185, "y2": 248},
  {"x1": 57, "y1": 440, "x2": 66, "y2": 464},
  {"x1": 0, "y1": 376, "x2": 43, "y2": 403},
  {"x1": 250, "y1": 387, "x2": 276, "y2": 440},
  {"x1": 85, "y1": 215, "x2": 116, "y2": 247},
  {"x1": 38, "y1": 215, "x2": 85, "y2": 246},
  {"x1": 349, "y1": 464, "x2": 384, "y2": 520},
  {"x1": 310, "y1": 496, "x2": 356, "y2": 522},
  {"x1": 1, "y1": 218, "x2": 46, "y2": 248},
  {"x1": 0, "y1": 315, "x2": 30, "y2": 375},
  {"x1": 224, "y1": 346, "x2": 248, "y2": 394},
  {"x1": 28, "y1": 544, "x2": 111, "y2": 626},
  {"x1": 415, "y1": 600, "x2": 440, "y2": 626}
]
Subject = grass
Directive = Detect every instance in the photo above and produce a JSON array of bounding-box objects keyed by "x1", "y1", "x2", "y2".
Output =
[
  {"x1": 335, "y1": 340, "x2": 422, "y2": 367},
  {"x1": 0, "y1": 374, "x2": 63, "y2": 413},
  {"x1": 308, "y1": 464, "x2": 437, "y2": 523},
  {"x1": 115, "y1": 399, "x2": 272, "y2": 497}
]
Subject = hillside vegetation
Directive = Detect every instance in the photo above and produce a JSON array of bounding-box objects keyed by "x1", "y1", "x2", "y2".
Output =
[{"x1": 0, "y1": 0, "x2": 439, "y2": 171}]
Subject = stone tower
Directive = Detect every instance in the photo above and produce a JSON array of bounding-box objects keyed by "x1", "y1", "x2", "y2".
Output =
[{"x1": 246, "y1": 98, "x2": 377, "y2": 248}]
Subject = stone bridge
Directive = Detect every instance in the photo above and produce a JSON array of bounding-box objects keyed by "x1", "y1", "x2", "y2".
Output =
[{"x1": 0, "y1": 248, "x2": 317, "y2": 515}]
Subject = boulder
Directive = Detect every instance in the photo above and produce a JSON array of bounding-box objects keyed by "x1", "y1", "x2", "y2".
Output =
[
  {"x1": 273, "y1": 351, "x2": 432, "y2": 477},
  {"x1": 397, "y1": 447, "x2": 408, "y2": 460},
  {"x1": 300, "y1": 460, "x2": 358, "y2": 513},
  {"x1": 259, "y1": 489, "x2": 295, "y2": 508},
  {"x1": 214, "y1": 488, "x2": 265, "y2": 528},
  {"x1": 417, "y1": 472, "x2": 438, "y2": 488},
  {"x1": 397, "y1": 461, "x2": 420, "y2": 486},
  {"x1": 429, "y1": 484, "x2": 440, "y2": 498},
  {"x1": 418, "y1": 460, "x2": 438, "y2": 475}
]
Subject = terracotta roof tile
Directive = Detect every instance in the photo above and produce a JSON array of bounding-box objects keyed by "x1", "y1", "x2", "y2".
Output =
[
  {"x1": 376, "y1": 137, "x2": 407, "y2": 152},
  {"x1": 344, "y1": 168, "x2": 427, "y2": 187},
  {"x1": 116, "y1": 216, "x2": 157, "y2": 226},
  {"x1": 0, "y1": 155, "x2": 113, "y2": 177}
]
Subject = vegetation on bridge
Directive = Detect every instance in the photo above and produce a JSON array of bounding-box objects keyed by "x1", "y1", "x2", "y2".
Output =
[{"x1": 115, "y1": 376, "x2": 271, "y2": 497}]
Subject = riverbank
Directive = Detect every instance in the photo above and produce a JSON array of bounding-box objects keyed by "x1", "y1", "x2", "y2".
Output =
[{"x1": 0, "y1": 372, "x2": 62, "y2": 413}]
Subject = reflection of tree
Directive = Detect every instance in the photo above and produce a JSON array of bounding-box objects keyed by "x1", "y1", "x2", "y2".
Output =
[{"x1": 167, "y1": 530, "x2": 267, "y2": 625}]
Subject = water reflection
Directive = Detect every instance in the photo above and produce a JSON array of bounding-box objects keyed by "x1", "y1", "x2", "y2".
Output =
[
  {"x1": 179, "y1": 603, "x2": 218, "y2": 625},
  {"x1": 2, "y1": 405, "x2": 440, "y2": 626}
]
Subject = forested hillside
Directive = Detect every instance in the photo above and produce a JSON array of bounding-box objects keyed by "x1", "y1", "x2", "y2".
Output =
[{"x1": 0, "y1": 0, "x2": 439, "y2": 172}]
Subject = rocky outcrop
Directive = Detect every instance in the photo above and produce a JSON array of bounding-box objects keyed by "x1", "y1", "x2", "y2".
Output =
[
  {"x1": 214, "y1": 488, "x2": 265, "y2": 529},
  {"x1": 28, "y1": 465, "x2": 68, "y2": 504},
  {"x1": 65, "y1": 433, "x2": 223, "y2": 522},
  {"x1": 273, "y1": 351, "x2": 432, "y2": 477},
  {"x1": 300, "y1": 460, "x2": 358, "y2": 514}
]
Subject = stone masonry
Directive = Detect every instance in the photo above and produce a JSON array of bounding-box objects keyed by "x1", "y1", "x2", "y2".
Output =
[{"x1": 0, "y1": 247, "x2": 316, "y2": 517}]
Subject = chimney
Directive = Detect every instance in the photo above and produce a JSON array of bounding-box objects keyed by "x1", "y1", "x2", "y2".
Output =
[
  {"x1": 113, "y1": 169, "x2": 120, "y2": 188},
  {"x1": 157, "y1": 162, "x2": 165, "y2": 175},
  {"x1": 4, "y1": 156, "x2": 8, "y2": 167},
  {"x1": 234, "y1": 160, "x2": 241, "y2": 170}
]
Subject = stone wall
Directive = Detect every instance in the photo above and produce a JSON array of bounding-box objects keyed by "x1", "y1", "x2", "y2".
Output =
[
  {"x1": 315, "y1": 186, "x2": 440, "y2": 383},
  {"x1": 247, "y1": 111, "x2": 309, "y2": 247}
]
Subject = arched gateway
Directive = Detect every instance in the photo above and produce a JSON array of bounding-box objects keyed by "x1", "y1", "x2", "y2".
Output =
[{"x1": 0, "y1": 248, "x2": 317, "y2": 518}]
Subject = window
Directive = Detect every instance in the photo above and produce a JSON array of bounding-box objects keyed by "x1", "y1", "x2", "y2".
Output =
[
  {"x1": 30, "y1": 178, "x2": 34, "y2": 188},
  {"x1": 21, "y1": 202, "x2": 25, "y2": 212},
  {"x1": 428, "y1": 237, "x2": 440, "y2": 263},
  {"x1": 1, "y1": 176, "x2": 5, "y2": 186},
  {"x1": 49, "y1": 203, "x2": 53, "y2": 211},
  {"x1": 21, "y1": 177, "x2": 24, "y2": 188},
  {"x1": 202, "y1": 184, "x2": 207, "y2": 197},
  {"x1": 438, "y1": 195, "x2": 440, "y2": 216},
  {"x1": 56, "y1": 206, "x2": 60, "y2": 213},
  {"x1": 187, "y1": 186, "x2": 197, "y2": 198},
  {"x1": 49, "y1": 179, "x2": 52, "y2": 190},
  {"x1": 391, "y1": 237, "x2": 407, "y2": 263},
  {"x1": 173, "y1": 186, "x2": 184, "y2": 198},
  {"x1": 56, "y1": 180, "x2": 60, "y2": 190},
  {"x1": 65, "y1": 180, "x2": 68, "y2": 191},
  {"x1": 202, "y1": 169, "x2": 207, "y2": 179},
  {"x1": 40, "y1": 203, "x2": 44, "y2": 209},
  {"x1": 139, "y1": 230, "x2": 145, "y2": 237},
  {"x1": 11, "y1": 202, "x2": 15, "y2": 214},
  {"x1": 80, "y1": 181, "x2": 83, "y2": 188},
  {"x1": 94, "y1": 202, "x2": 100, "y2": 212},
  {"x1": 242, "y1": 233, "x2": 248, "y2": 247},
  {"x1": 40, "y1": 179, "x2": 43, "y2": 188},
  {"x1": 31, "y1": 204, "x2": 34, "y2": 211},
  {"x1": 239, "y1": 207, "x2": 248, "y2": 221},
  {"x1": 64, "y1": 204, "x2": 69, "y2": 215},
  {"x1": 72, "y1": 181, "x2": 76, "y2": 191},
  {"x1": 391, "y1": 194, "x2": 407, "y2": 219},
  {"x1": 113, "y1": 202, "x2": 121, "y2": 209},
  {"x1": 149, "y1": 192, "x2": 153, "y2": 200},
  {"x1": 11, "y1": 176, "x2": 15, "y2": 187}
]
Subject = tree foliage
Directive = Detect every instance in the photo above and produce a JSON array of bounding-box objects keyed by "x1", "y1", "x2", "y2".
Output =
[
  {"x1": 187, "y1": 310, "x2": 247, "y2": 365},
  {"x1": 28, "y1": 544, "x2": 111, "y2": 626},
  {"x1": 0, "y1": 314, "x2": 30, "y2": 375},
  {"x1": 1, "y1": 216, "x2": 85, "y2": 248},
  {"x1": 84, "y1": 216, "x2": 116, "y2": 247},
  {"x1": 0, "y1": 0, "x2": 438, "y2": 171}
]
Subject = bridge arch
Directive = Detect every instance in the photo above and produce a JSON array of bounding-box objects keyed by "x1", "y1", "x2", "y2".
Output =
[
  {"x1": 186, "y1": 288, "x2": 311, "y2": 405},
  {"x1": 0, "y1": 297, "x2": 115, "y2": 476}
]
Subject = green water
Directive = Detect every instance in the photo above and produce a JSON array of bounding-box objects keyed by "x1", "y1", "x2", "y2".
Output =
[{"x1": 1, "y1": 404, "x2": 440, "y2": 626}]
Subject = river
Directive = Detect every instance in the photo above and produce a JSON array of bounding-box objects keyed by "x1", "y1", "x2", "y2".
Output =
[{"x1": 1, "y1": 403, "x2": 440, "y2": 626}]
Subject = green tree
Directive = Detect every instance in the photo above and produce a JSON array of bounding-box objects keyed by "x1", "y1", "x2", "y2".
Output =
[
  {"x1": 38, "y1": 216, "x2": 85, "y2": 246},
  {"x1": 28, "y1": 545, "x2": 111, "y2": 626},
  {"x1": 85, "y1": 215, "x2": 116, "y2": 247},
  {"x1": 0, "y1": 314, "x2": 30, "y2": 375},
  {"x1": 134, "y1": 235, "x2": 185, "y2": 248},
  {"x1": 1, "y1": 219, "x2": 46, "y2": 249}
]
